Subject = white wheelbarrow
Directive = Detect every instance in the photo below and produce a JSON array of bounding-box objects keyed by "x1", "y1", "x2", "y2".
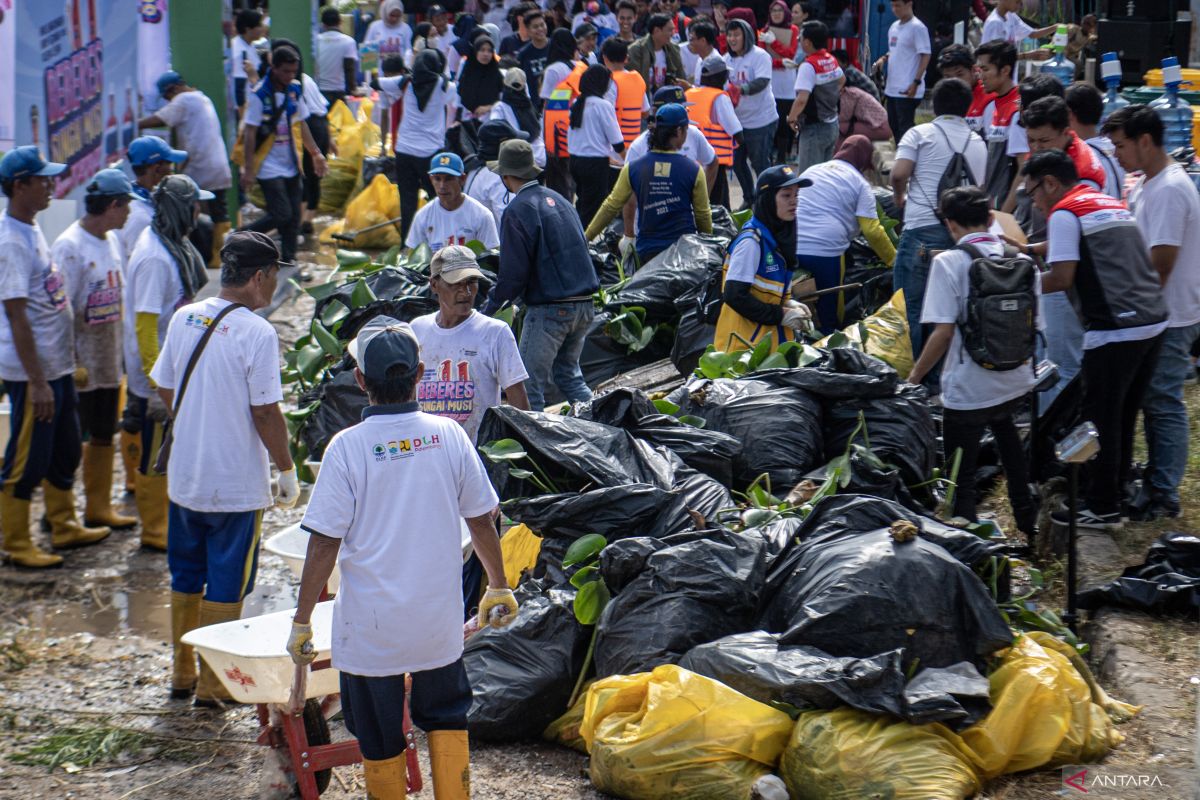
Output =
[{"x1": 183, "y1": 601, "x2": 423, "y2": 797}]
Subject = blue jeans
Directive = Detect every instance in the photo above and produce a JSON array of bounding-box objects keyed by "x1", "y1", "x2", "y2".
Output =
[
  {"x1": 732, "y1": 120, "x2": 778, "y2": 206},
  {"x1": 519, "y1": 301, "x2": 595, "y2": 411},
  {"x1": 1140, "y1": 322, "x2": 1200, "y2": 505},
  {"x1": 893, "y1": 223, "x2": 952, "y2": 357},
  {"x1": 795, "y1": 120, "x2": 838, "y2": 174},
  {"x1": 1039, "y1": 291, "x2": 1084, "y2": 414}
]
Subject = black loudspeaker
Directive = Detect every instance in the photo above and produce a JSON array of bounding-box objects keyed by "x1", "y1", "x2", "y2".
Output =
[{"x1": 1097, "y1": 18, "x2": 1191, "y2": 84}]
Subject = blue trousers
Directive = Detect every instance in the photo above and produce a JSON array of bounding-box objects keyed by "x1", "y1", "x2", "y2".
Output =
[
  {"x1": 167, "y1": 503, "x2": 263, "y2": 603},
  {"x1": 1140, "y1": 322, "x2": 1200, "y2": 505},
  {"x1": 732, "y1": 120, "x2": 778, "y2": 205},
  {"x1": 2, "y1": 375, "x2": 80, "y2": 499},
  {"x1": 340, "y1": 658, "x2": 473, "y2": 760},
  {"x1": 796, "y1": 252, "x2": 847, "y2": 333},
  {"x1": 893, "y1": 223, "x2": 953, "y2": 357}
]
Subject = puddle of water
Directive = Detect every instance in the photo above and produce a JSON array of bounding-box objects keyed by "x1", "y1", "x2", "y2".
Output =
[{"x1": 25, "y1": 583, "x2": 298, "y2": 641}]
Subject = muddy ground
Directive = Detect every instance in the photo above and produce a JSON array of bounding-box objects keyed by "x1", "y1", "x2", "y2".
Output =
[{"x1": 0, "y1": 219, "x2": 1196, "y2": 799}]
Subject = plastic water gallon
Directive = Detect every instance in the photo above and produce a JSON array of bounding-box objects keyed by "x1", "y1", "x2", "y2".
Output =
[
  {"x1": 1150, "y1": 57, "x2": 1194, "y2": 153},
  {"x1": 1039, "y1": 24, "x2": 1075, "y2": 87},
  {"x1": 1099, "y1": 52, "x2": 1129, "y2": 123}
]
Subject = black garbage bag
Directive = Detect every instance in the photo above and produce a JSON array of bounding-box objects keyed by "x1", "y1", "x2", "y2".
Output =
[
  {"x1": 823, "y1": 382, "x2": 938, "y2": 486},
  {"x1": 679, "y1": 631, "x2": 907, "y2": 717},
  {"x1": 747, "y1": 517, "x2": 802, "y2": 566},
  {"x1": 599, "y1": 536, "x2": 665, "y2": 594},
  {"x1": 361, "y1": 155, "x2": 396, "y2": 185},
  {"x1": 760, "y1": 499, "x2": 1012, "y2": 670},
  {"x1": 593, "y1": 527, "x2": 768, "y2": 677},
  {"x1": 666, "y1": 378, "x2": 823, "y2": 492},
  {"x1": 572, "y1": 311, "x2": 671, "y2": 396},
  {"x1": 465, "y1": 584, "x2": 589, "y2": 740},
  {"x1": 574, "y1": 388, "x2": 742, "y2": 485},
  {"x1": 709, "y1": 204, "x2": 738, "y2": 242},
  {"x1": 902, "y1": 662, "x2": 992, "y2": 727},
  {"x1": 1078, "y1": 531, "x2": 1200, "y2": 617},
  {"x1": 646, "y1": 461, "x2": 735, "y2": 538},
  {"x1": 338, "y1": 297, "x2": 439, "y2": 338},
  {"x1": 503, "y1": 484, "x2": 671, "y2": 541},
  {"x1": 477, "y1": 406, "x2": 674, "y2": 500},
  {"x1": 670, "y1": 303, "x2": 715, "y2": 379},
  {"x1": 751, "y1": 348, "x2": 899, "y2": 400},
  {"x1": 605, "y1": 234, "x2": 726, "y2": 323},
  {"x1": 314, "y1": 267, "x2": 433, "y2": 323},
  {"x1": 801, "y1": 449, "x2": 922, "y2": 512},
  {"x1": 299, "y1": 367, "x2": 368, "y2": 460}
]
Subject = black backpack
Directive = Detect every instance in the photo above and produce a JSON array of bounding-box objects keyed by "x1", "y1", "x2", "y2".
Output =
[
  {"x1": 933, "y1": 123, "x2": 979, "y2": 198},
  {"x1": 957, "y1": 242, "x2": 1038, "y2": 371}
]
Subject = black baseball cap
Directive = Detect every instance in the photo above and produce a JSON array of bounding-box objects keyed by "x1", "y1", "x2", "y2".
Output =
[
  {"x1": 220, "y1": 231, "x2": 282, "y2": 270},
  {"x1": 348, "y1": 315, "x2": 422, "y2": 379},
  {"x1": 756, "y1": 164, "x2": 812, "y2": 194}
]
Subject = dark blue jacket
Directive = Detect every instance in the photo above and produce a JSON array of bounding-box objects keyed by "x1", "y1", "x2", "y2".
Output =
[{"x1": 482, "y1": 182, "x2": 599, "y2": 315}]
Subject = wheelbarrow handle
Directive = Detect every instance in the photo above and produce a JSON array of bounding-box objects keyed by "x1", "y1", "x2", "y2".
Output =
[
  {"x1": 331, "y1": 216, "x2": 405, "y2": 242},
  {"x1": 794, "y1": 282, "x2": 863, "y2": 302}
]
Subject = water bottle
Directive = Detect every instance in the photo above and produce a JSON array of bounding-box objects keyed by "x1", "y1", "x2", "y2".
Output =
[
  {"x1": 1149, "y1": 56, "x2": 1193, "y2": 153},
  {"x1": 1099, "y1": 52, "x2": 1129, "y2": 123},
  {"x1": 1039, "y1": 24, "x2": 1075, "y2": 87}
]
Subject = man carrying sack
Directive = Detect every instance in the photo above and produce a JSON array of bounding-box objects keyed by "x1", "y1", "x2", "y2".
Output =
[
  {"x1": 288, "y1": 316, "x2": 517, "y2": 799},
  {"x1": 151, "y1": 232, "x2": 300, "y2": 705}
]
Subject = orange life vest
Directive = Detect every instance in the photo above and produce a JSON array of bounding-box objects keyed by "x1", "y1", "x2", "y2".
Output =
[
  {"x1": 611, "y1": 69, "x2": 647, "y2": 147},
  {"x1": 686, "y1": 86, "x2": 735, "y2": 167},
  {"x1": 542, "y1": 60, "x2": 588, "y2": 158}
]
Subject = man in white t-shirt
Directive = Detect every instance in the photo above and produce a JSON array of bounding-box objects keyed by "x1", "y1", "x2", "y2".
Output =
[
  {"x1": 1104, "y1": 105, "x2": 1200, "y2": 520},
  {"x1": 150, "y1": 232, "x2": 299, "y2": 705},
  {"x1": 0, "y1": 148, "x2": 109, "y2": 569},
  {"x1": 238, "y1": 48, "x2": 328, "y2": 265},
  {"x1": 139, "y1": 72, "x2": 234, "y2": 267},
  {"x1": 53, "y1": 169, "x2": 139, "y2": 534},
  {"x1": 980, "y1": 0, "x2": 1055, "y2": 57},
  {"x1": 872, "y1": 0, "x2": 930, "y2": 142},
  {"x1": 908, "y1": 185, "x2": 1040, "y2": 539},
  {"x1": 124, "y1": 175, "x2": 215, "y2": 552},
  {"x1": 407, "y1": 152, "x2": 501, "y2": 252},
  {"x1": 316, "y1": 7, "x2": 360, "y2": 106},
  {"x1": 288, "y1": 316, "x2": 516, "y2": 799},
  {"x1": 890, "y1": 77, "x2": 987, "y2": 357},
  {"x1": 121, "y1": 136, "x2": 186, "y2": 259}
]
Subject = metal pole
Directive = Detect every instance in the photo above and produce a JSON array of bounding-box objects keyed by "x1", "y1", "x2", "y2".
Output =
[{"x1": 1064, "y1": 462, "x2": 1079, "y2": 633}]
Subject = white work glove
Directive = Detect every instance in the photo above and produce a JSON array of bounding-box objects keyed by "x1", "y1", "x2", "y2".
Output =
[
  {"x1": 275, "y1": 468, "x2": 301, "y2": 509},
  {"x1": 618, "y1": 235, "x2": 636, "y2": 258},
  {"x1": 478, "y1": 587, "x2": 519, "y2": 629},
  {"x1": 782, "y1": 57, "x2": 798, "y2": 69},
  {"x1": 782, "y1": 305, "x2": 813, "y2": 333},
  {"x1": 761, "y1": 29, "x2": 776, "y2": 45},
  {"x1": 287, "y1": 621, "x2": 316, "y2": 665}
]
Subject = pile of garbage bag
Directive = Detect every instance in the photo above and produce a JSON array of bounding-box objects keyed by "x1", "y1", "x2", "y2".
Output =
[{"x1": 1078, "y1": 531, "x2": 1200, "y2": 616}]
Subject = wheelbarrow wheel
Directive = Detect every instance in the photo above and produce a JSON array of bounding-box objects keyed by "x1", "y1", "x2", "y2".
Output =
[{"x1": 301, "y1": 699, "x2": 332, "y2": 795}]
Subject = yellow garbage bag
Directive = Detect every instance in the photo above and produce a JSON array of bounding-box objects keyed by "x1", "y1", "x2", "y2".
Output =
[
  {"x1": 816, "y1": 290, "x2": 913, "y2": 378},
  {"x1": 543, "y1": 681, "x2": 589, "y2": 753},
  {"x1": 334, "y1": 173, "x2": 400, "y2": 249},
  {"x1": 319, "y1": 100, "x2": 370, "y2": 214},
  {"x1": 958, "y1": 631, "x2": 1138, "y2": 779},
  {"x1": 579, "y1": 665, "x2": 795, "y2": 800},
  {"x1": 501, "y1": 524, "x2": 542, "y2": 589},
  {"x1": 780, "y1": 708, "x2": 981, "y2": 800}
]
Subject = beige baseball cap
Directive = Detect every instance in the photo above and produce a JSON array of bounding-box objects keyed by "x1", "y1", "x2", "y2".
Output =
[{"x1": 430, "y1": 245, "x2": 486, "y2": 284}]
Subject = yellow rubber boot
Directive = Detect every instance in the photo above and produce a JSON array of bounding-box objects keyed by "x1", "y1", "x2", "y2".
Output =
[
  {"x1": 194, "y1": 598, "x2": 243, "y2": 707},
  {"x1": 363, "y1": 754, "x2": 408, "y2": 800},
  {"x1": 82, "y1": 443, "x2": 137, "y2": 529},
  {"x1": 170, "y1": 591, "x2": 202, "y2": 698},
  {"x1": 0, "y1": 491, "x2": 62, "y2": 568},
  {"x1": 135, "y1": 472, "x2": 169, "y2": 551},
  {"x1": 120, "y1": 429, "x2": 139, "y2": 494},
  {"x1": 428, "y1": 730, "x2": 470, "y2": 799},
  {"x1": 44, "y1": 482, "x2": 111, "y2": 549}
]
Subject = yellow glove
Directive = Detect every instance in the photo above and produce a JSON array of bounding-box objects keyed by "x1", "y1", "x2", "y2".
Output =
[
  {"x1": 73, "y1": 366, "x2": 89, "y2": 388},
  {"x1": 478, "y1": 588, "x2": 518, "y2": 629},
  {"x1": 287, "y1": 621, "x2": 315, "y2": 665},
  {"x1": 135, "y1": 312, "x2": 161, "y2": 384}
]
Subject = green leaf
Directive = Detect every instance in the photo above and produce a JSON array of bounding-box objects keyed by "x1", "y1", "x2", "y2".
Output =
[
  {"x1": 283, "y1": 350, "x2": 300, "y2": 369},
  {"x1": 478, "y1": 438, "x2": 528, "y2": 462},
  {"x1": 676, "y1": 414, "x2": 707, "y2": 429},
  {"x1": 742, "y1": 507, "x2": 780, "y2": 528},
  {"x1": 296, "y1": 343, "x2": 327, "y2": 382},
  {"x1": 464, "y1": 239, "x2": 486, "y2": 255},
  {"x1": 494, "y1": 305, "x2": 515, "y2": 328},
  {"x1": 302, "y1": 280, "x2": 342, "y2": 302},
  {"x1": 280, "y1": 369, "x2": 301, "y2": 384},
  {"x1": 795, "y1": 344, "x2": 823, "y2": 368},
  {"x1": 569, "y1": 565, "x2": 600, "y2": 588},
  {"x1": 349, "y1": 278, "x2": 378, "y2": 309},
  {"x1": 336, "y1": 248, "x2": 371, "y2": 267},
  {"x1": 826, "y1": 331, "x2": 850, "y2": 350},
  {"x1": 653, "y1": 398, "x2": 681, "y2": 415},
  {"x1": 1028, "y1": 567, "x2": 1044, "y2": 589},
  {"x1": 311, "y1": 320, "x2": 342, "y2": 358},
  {"x1": 320, "y1": 300, "x2": 350, "y2": 328},
  {"x1": 509, "y1": 468, "x2": 535, "y2": 480},
  {"x1": 697, "y1": 347, "x2": 729, "y2": 379},
  {"x1": 749, "y1": 332, "x2": 774, "y2": 369},
  {"x1": 573, "y1": 578, "x2": 610, "y2": 625},
  {"x1": 756, "y1": 352, "x2": 789, "y2": 371},
  {"x1": 408, "y1": 243, "x2": 433, "y2": 271},
  {"x1": 284, "y1": 402, "x2": 321, "y2": 421},
  {"x1": 563, "y1": 533, "x2": 608, "y2": 568},
  {"x1": 749, "y1": 484, "x2": 771, "y2": 508},
  {"x1": 381, "y1": 245, "x2": 403, "y2": 266}
]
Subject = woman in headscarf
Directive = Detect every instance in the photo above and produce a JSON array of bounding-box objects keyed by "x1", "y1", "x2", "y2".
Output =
[
  {"x1": 457, "y1": 30, "x2": 504, "y2": 118},
  {"x1": 761, "y1": 1, "x2": 799, "y2": 160},
  {"x1": 567, "y1": 64, "x2": 624, "y2": 227},
  {"x1": 365, "y1": 0, "x2": 414, "y2": 62},
  {"x1": 124, "y1": 174, "x2": 211, "y2": 552},
  {"x1": 713, "y1": 165, "x2": 813, "y2": 352},
  {"x1": 490, "y1": 68, "x2": 547, "y2": 166},
  {"x1": 793, "y1": 134, "x2": 895, "y2": 333},
  {"x1": 379, "y1": 47, "x2": 458, "y2": 240}
]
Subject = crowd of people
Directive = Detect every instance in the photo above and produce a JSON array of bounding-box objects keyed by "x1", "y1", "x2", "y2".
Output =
[{"x1": 1, "y1": 0, "x2": 1197, "y2": 797}]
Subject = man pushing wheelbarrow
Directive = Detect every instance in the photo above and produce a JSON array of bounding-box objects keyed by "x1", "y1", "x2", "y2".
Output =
[{"x1": 286, "y1": 316, "x2": 518, "y2": 799}]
